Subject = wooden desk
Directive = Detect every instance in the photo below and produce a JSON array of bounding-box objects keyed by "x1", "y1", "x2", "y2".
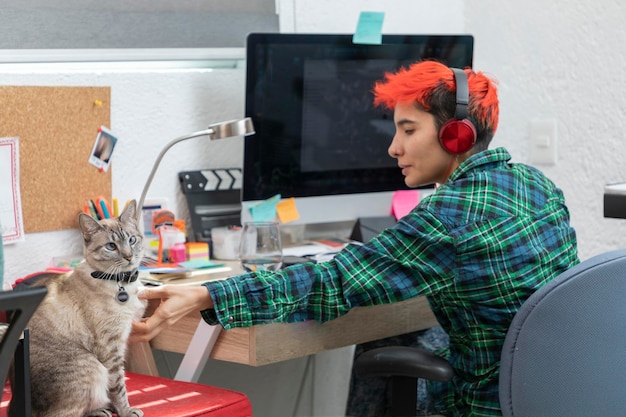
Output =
[{"x1": 127, "y1": 261, "x2": 438, "y2": 379}]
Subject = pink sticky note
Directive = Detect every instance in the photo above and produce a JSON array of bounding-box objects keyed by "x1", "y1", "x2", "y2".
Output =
[{"x1": 391, "y1": 190, "x2": 420, "y2": 220}]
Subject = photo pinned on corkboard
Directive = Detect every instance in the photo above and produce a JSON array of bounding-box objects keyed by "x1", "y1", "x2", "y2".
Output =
[{"x1": 88, "y1": 126, "x2": 118, "y2": 173}]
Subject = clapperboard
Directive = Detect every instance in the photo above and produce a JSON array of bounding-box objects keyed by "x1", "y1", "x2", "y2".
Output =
[{"x1": 178, "y1": 168, "x2": 242, "y2": 244}]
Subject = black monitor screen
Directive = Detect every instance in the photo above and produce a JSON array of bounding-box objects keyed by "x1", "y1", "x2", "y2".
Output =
[{"x1": 242, "y1": 33, "x2": 474, "y2": 202}]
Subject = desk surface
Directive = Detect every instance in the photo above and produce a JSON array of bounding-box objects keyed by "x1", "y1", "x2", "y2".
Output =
[{"x1": 129, "y1": 260, "x2": 438, "y2": 371}]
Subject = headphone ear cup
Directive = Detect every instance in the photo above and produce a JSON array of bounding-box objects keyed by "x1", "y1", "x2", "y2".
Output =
[{"x1": 439, "y1": 119, "x2": 477, "y2": 154}]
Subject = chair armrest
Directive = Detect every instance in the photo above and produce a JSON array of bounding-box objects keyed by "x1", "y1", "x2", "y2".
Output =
[{"x1": 354, "y1": 346, "x2": 454, "y2": 382}]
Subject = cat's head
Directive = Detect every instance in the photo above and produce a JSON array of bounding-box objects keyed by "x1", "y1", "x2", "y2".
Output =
[{"x1": 78, "y1": 200, "x2": 144, "y2": 273}]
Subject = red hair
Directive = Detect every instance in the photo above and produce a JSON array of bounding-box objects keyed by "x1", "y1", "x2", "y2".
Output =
[{"x1": 373, "y1": 61, "x2": 499, "y2": 143}]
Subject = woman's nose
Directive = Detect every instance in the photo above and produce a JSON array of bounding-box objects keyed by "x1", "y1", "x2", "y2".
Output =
[{"x1": 388, "y1": 136, "x2": 401, "y2": 158}]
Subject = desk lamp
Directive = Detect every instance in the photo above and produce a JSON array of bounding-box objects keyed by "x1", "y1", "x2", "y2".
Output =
[{"x1": 136, "y1": 117, "x2": 255, "y2": 221}]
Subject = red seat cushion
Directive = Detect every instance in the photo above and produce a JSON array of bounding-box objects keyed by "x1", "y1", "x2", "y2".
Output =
[
  {"x1": 0, "y1": 383, "x2": 10, "y2": 417},
  {"x1": 1, "y1": 372, "x2": 253, "y2": 417}
]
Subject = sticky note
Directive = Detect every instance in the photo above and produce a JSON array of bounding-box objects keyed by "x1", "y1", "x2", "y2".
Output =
[
  {"x1": 178, "y1": 259, "x2": 224, "y2": 269},
  {"x1": 249, "y1": 194, "x2": 281, "y2": 222},
  {"x1": 276, "y1": 197, "x2": 300, "y2": 224},
  {"x1": 353, "y1": 11, "x2": 385, "y2": 45},
  {"x1": 391, "y1": 190, "x2": 420, "y2": 220}
]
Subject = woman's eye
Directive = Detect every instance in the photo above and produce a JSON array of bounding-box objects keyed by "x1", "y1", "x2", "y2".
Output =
[
  {"x1": 405, "y1": 129, "x2": 415, "y2": 135},
  {"x1": 105, "y1": 242, "x2": 117, "y2": 251},
  {"x1": 129, "y1": 235, "x2": 137, "y2": 245}
]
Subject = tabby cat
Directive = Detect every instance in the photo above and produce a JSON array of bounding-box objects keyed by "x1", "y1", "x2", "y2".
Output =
[{"x1": 9, "y1": 200, "x2": 146, "y2": 417}]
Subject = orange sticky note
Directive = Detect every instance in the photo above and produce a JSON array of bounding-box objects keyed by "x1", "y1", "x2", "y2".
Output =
[
  {"x1": 276, "y1": 197, "x2": 300, "y2": 224},
  {"x1": 391, "y1": 190, "x2": 420, "y2": 220}
]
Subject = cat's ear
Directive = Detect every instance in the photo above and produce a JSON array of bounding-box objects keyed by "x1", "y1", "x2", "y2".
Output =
[
  {"x1": 119, "y1": 199, "x2": 137, "y2": 224},
  {"x1": 78, "y1": 213, "x2": 102, "y2": 242}
]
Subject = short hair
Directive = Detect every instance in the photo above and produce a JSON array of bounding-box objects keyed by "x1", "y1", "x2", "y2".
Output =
[{"x1": 373, "y1": 60, "x2": 499, "y2": 151}]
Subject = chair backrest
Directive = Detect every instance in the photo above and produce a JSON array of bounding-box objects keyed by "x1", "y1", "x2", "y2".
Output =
[
  {"x1": 0, "y1": 287, "x2": 47, "y2": 392},
  {"x1": 499, "y1": 248, "x2": 626, "y2": 416}
]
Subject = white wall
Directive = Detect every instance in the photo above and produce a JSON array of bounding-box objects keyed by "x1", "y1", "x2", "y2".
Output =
[
  {"x1": 278, "y1": 0, "x2": 463, "y2": 33},
  {"x1": 466, "y1": 0, "x2": 626, "y2": 259}
]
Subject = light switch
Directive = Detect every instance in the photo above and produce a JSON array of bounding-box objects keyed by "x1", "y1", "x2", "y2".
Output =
[{"x1": 530, "y1": 118, "x2": 557, "y2": 165}]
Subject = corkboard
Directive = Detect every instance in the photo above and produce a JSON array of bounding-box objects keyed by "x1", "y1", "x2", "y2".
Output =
[{"x1": 0, "y1": 86, "x2": 111, "y2": 233}]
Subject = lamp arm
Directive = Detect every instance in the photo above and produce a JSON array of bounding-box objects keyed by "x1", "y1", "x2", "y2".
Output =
[{"x1": 136, "y1": 128, "x2": 214, "y2": 221}]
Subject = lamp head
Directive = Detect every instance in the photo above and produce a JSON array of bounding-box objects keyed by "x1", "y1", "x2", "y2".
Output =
[
  {"x1": 208, "y1": 117, "x2": 255, "y2": 140},
  {"x1": 136, "y1": 117, "x2": 255, "y2": 222}
]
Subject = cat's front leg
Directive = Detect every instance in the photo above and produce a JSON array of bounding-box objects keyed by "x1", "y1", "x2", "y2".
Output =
[{"x1": 105, "y1": 350, "x2": 143, "y2": 417}]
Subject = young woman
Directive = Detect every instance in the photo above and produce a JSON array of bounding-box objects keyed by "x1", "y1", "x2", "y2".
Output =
[{"x1": 132, "y1": 61, "x2": 579, "y2": 416}]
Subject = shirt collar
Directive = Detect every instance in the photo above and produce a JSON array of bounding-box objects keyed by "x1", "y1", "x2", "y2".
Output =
[{"x1": 447, "y1": 147, "x2": 512, "y2": 183}]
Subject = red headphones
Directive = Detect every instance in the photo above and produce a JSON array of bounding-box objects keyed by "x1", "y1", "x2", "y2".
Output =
[{"x1": 438, "y1": 68, "x2": 477, "y2": 154}]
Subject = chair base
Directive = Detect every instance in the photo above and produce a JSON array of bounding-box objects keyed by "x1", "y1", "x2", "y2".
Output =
[{"x1": 1, "y1": 372, "x2": 253, "y2": 417}]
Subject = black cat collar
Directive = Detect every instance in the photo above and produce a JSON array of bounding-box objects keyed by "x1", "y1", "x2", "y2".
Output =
[{"x1": 90, "y1": 270, "x2": 139, "y2": 283}]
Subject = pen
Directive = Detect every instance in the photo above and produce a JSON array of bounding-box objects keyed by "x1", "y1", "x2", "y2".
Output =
[
  {"x1": 113, "y1": 198, "x2": 119, "y2": 217},
  {"x1": 90, "y1": 199, "x2": 103, "y2": 220},
  {"x1": 87, "y1": 200, "x2": 100, "y2": 219}
]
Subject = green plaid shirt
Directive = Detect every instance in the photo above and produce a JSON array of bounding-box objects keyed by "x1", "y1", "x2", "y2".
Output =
[{"x1": 204, "y1": 147, "x2": 578, "y2": 416}]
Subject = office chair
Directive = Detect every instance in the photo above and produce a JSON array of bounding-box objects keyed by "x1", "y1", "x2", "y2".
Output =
[
  {"x1": 0, "y1": 286, "x2": 48, "y2": 417},
  {"x1": 354, "y1": 346, "x2": 453, "y2": 416},
  {"x1": 499, "y1": 248, "x2": 626, "y2": 416},
  {"x1": 355, "y1": 248, "x2": 626, "y2": 416}
]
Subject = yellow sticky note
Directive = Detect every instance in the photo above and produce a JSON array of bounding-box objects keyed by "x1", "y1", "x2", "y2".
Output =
[{"x1": 276, "y1": 197, "x2": 300, "y2": 224}]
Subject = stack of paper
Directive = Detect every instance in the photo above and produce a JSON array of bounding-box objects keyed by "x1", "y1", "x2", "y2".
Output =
[{"x1": 139, "y1": 260, "x2": 232, "y2": 285}]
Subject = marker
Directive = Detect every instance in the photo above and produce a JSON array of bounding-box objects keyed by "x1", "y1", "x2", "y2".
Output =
[
  {"x1": 89, "y1": 200, "x2": 102, "y2": 220},
  {"x1": 113, "y1": 198, "x2": 119, "y2": 217},
  {"x1": 99, "y1": 199, "x2": 111, "y2": 219}
]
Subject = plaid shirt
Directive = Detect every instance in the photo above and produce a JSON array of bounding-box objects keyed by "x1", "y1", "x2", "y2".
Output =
[{"x1": 204, "y1": 147, "x2": 578, "y2": 416}]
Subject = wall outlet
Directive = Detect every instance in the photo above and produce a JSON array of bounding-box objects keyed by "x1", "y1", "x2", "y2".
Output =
[{"x1": 530, "y1": 118, "x2": 557, "y2": 165}]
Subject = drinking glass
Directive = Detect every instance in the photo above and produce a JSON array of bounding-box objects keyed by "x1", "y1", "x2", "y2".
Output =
[{"x1": 239, "y1": 221, "x2": 283, "y2": 272}]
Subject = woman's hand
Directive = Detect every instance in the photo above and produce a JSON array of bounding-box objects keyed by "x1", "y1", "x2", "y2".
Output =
[{"x1": 129, "y1": 285, "x2": 213, "y2": 343}]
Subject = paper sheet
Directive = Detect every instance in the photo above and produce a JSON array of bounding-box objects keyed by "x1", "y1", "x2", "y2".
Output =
[{"x1": 0, "y1": 137, "x2": 25, "y2": 243}]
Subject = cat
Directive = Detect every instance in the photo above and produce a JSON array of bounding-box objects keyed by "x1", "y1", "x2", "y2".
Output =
[{"x1": 9, "y1": 200, "x2": 147, "y2": 417}]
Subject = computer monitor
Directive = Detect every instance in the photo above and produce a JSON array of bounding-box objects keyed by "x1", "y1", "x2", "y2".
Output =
[{"x1": 241, "y1": 33, "x2": 474, "y2": 226}]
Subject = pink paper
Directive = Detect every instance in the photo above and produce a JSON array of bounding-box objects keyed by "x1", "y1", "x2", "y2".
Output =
[{"x1": 391, "y1": 190, "x2": 420, "y2": 220}]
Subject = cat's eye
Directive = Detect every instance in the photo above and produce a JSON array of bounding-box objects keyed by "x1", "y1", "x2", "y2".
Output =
[
  {"x1": 105, "y1": 242, "x2": 117, "y2": 251},
  {"x1": 129, "y1": 235, "x2": 137, "y2": 245}
]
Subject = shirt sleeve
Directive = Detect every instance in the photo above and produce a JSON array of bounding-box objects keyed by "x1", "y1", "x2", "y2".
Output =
[{"x1": 203, "y1": 208, "x2": 456, "y2": 330}]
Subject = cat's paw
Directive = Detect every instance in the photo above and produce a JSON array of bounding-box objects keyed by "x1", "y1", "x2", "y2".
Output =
[
  {"x1": 85, "y1": 409, "x2": 114, "y2": 417},
  {"x1": 120, "y1": 408, "x2": 144, "y2": 417}
]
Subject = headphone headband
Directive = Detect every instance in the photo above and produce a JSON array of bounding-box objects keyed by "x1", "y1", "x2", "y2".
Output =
[{"x1": 452, "y1": 68, "x2": 469, "y2": 120}]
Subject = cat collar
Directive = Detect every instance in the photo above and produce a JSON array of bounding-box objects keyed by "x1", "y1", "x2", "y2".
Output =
[
  {"x1": 90, "y1": 270, "x2": 139, "y2": 283},
  {"x1": 91, "y1": 270, "x2": 139, "y2": 304}
]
